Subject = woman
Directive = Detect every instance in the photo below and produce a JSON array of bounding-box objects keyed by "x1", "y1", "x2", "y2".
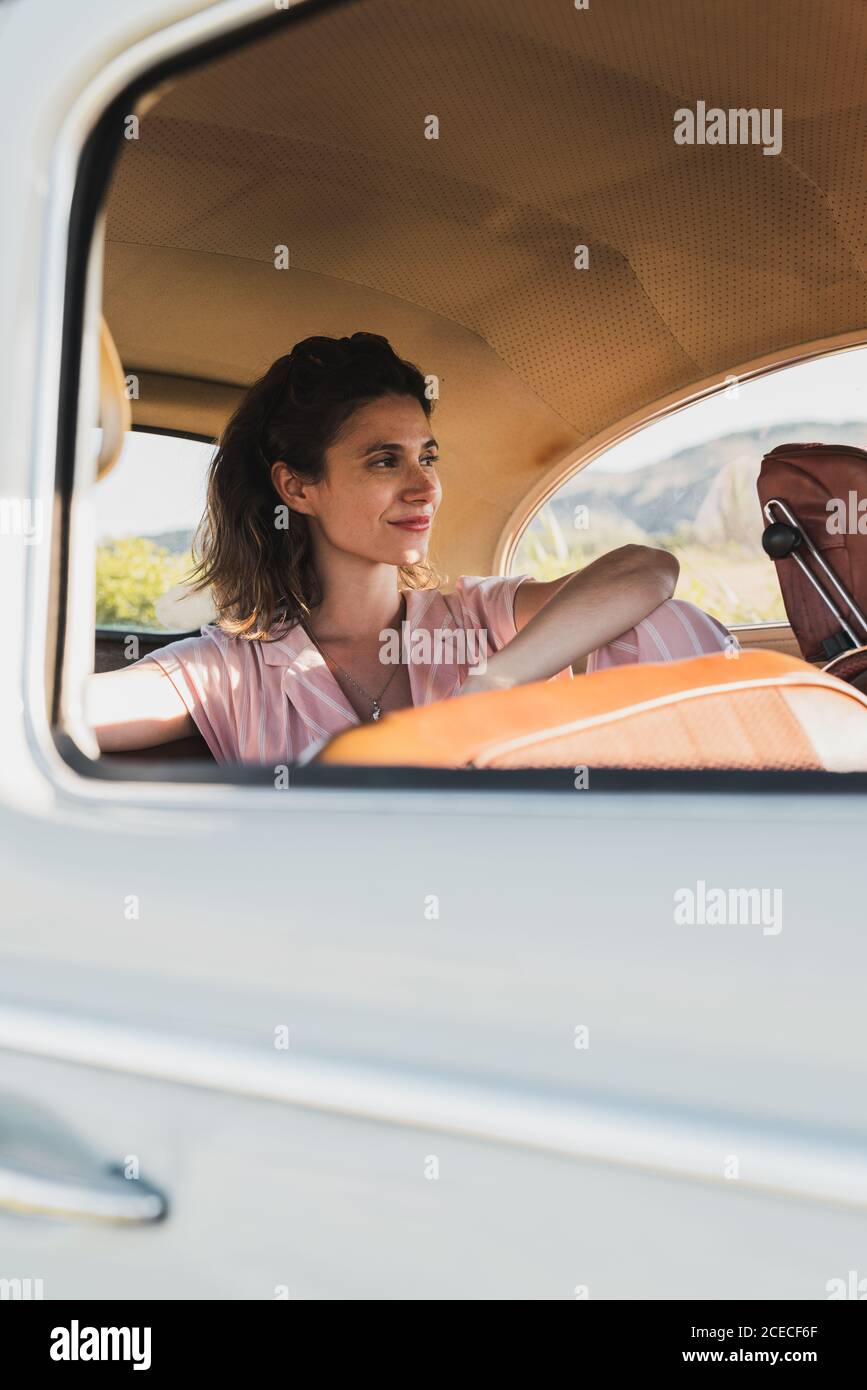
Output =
[{"x1": 86, "y1": 332, "x2": 734, "y2": 762}]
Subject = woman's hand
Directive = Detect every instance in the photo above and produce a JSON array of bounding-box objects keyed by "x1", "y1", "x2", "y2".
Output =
[
  {"x1": 460, "y1": 545, "x2": 679, "y2": 694},
  {"x1": 458, "y1": 667, "x2": 516, "y2": 696}
]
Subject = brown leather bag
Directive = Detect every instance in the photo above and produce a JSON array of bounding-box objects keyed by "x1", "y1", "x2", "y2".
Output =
[{"x1": 757, "y1": 442, "x2": 867, "y2": 664}]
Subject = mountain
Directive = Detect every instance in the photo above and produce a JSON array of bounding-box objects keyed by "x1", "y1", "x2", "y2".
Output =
[
  {"x1": 146, "y1": 528, "x2": 195, "y2": 554},
  {"x1": 548, "y1": 422, "x2": 867, "y2": 546}
]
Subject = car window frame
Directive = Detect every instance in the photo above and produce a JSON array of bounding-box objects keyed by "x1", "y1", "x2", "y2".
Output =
[{"x1": 25, "y1": 0, "x2": 867, "y2": 802}]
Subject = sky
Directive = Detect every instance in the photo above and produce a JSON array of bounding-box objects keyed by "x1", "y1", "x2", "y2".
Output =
[
  {"x1": 590, "y1": 346, "x2": 867, "y2": 473},
  {"x1": 93, "y1": 346, "x2": 867, "y2": 539},
  {"x1": 94, "y1": 431, "x2": 214, "y2": 540}
]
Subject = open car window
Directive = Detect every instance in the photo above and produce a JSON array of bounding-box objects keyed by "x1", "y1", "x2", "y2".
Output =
[
  {"x1": 511, "y1": 349, "x2": 867, "y2": 630},
  {"x1": 36, "y1": 0, "x2": 867, "y2": 788},
  {"x1": 95, "y1": 429, "x2": 214, "y2": 636}
]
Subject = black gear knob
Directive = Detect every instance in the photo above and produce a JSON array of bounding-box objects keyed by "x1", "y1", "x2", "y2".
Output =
[{"x1": 762, "y1": 521, "x2": 801, "y2": 559}]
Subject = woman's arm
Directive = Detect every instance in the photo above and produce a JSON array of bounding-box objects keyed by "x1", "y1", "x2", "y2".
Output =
[
  {"x1": 83, "y1": 666, "x2": 196, "y2": 752},
  {"x1": 464, "y1": 545, "x2": 679, "y2": 692}
]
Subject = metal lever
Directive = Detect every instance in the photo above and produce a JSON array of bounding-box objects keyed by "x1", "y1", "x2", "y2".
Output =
[{"x1": 762, "y1": 497, "x2": 867, "y2": 647}]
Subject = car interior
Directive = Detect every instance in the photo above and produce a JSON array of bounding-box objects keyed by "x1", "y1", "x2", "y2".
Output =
[{"x1": 80, "y1": 0, "x2": 867, "y2": 776}]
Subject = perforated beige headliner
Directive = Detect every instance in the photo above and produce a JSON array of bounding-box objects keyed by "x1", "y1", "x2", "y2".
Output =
[{"x1": 103, "y1": 0, "x2": 867, "y2": 577}]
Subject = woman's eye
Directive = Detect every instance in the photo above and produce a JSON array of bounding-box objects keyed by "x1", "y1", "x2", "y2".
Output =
[{"x1": 370, "y1": 454, "x2": 439, "y2": 468}]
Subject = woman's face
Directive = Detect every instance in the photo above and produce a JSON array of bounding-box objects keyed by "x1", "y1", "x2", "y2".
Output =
[{"x1": 277, "y1": 394, "x2": 442, "y2": 566}]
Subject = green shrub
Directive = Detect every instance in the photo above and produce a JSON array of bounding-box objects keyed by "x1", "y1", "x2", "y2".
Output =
[{"x1": 95, "y1": 535, "x2": 192, "y2": 629}]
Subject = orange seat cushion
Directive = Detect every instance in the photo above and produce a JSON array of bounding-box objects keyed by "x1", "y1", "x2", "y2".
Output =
[{"x1": 313, "y1": 651, "x2": 867, "y2": 772}]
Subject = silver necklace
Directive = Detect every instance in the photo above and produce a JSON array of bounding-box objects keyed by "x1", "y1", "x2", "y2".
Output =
[{"x1": 302, "y1": 598, "x2": 406, "y2": 721}]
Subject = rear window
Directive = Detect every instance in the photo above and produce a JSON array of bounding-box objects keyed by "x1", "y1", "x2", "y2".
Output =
[{"x1": 511, "y1": 349, "x2": 867, "y2": 627}]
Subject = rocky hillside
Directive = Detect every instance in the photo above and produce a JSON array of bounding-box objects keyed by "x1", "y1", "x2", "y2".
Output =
[{"x1": 550, "y1": 422, "x2": 867, "y2": 547}]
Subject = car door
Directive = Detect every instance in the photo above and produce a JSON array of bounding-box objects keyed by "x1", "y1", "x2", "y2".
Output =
[
  {"x1": 2, "y1": 0, "x2": 867, "y2": 1302},
  {"x1": 3, "y1": 768, "x2": 867, "y2": 1299}
]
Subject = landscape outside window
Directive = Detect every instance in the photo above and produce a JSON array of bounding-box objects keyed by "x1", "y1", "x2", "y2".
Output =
[
  {"x1": 94, "y1": 430, "x2": 213, "y2": 633},
  {"x1": 511, "y1": 349, "x2": 867, "y2": 626},
  {"x1": 96, "y1": 354, "x2": 867, "y2": 636}
]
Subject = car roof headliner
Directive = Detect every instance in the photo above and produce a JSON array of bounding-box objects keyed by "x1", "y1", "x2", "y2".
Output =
[{"x1": 102, "y1": 0, "x2": 867, "y2": 575}]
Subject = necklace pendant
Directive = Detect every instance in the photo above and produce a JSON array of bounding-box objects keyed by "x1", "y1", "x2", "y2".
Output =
[{"x1": 371, "y1": 703, "x2": 381, "y2": 721}]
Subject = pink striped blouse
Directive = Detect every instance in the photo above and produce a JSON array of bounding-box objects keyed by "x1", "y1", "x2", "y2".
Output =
[{"x1": 133, "y1": 576, "x2": 735, "y2": 764}]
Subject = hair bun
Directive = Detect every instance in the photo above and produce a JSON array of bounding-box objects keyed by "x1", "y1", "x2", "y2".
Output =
[{"x1": 290, "y1": 333, "x2": 391, "y2": 372}]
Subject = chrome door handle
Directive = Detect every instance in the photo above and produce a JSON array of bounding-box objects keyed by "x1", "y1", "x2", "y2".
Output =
[
  {"x1": 0, "y1": 1162, "x2": 167, "y2": 1224},
  {"x1": 0, "y1": 1093, "x2": 167, "y2": 1226}
]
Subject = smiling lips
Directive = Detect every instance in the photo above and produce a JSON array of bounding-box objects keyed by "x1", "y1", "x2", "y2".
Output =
[{"x1": 388, "y1": 515, "x2": 431, "y2": 531}]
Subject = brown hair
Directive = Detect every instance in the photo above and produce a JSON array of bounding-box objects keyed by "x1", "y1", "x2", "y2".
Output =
[{"x1": 187, "y1": 332, "x2": 438, "y2": 639}]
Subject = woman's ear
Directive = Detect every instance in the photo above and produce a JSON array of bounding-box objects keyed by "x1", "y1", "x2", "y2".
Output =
[{"x1": 271, "y1": 460, "x2": 316, "y2": 516}]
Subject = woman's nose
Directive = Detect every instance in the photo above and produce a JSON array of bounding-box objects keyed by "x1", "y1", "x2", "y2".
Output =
[{"x1": 404, "y1": 468, "x2": 439, "y2": 503}]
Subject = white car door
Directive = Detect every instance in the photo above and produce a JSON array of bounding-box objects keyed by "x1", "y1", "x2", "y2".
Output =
[{"x1": 3, "y1": 772, "x2": 867, "y2": 1298}]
